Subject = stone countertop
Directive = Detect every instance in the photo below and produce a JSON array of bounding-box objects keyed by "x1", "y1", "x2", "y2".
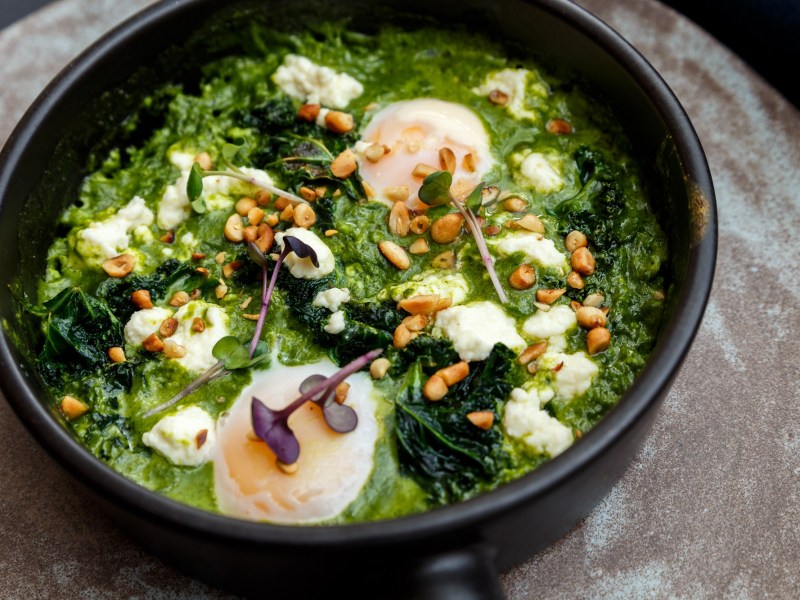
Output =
[{"x1": 1, "y1": 0, "x2": 798, "y2": 597}]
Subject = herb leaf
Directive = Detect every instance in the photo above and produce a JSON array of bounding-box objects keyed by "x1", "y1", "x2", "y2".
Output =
[
  {"x1": 212, "y1": 336, "x2": 268, "y2": 370},
  {"x1": 465, "y1": 181, "x2": 485, "y2": 214},
  {"x1": 187, "y1": 162, "x2": 205, "y2": 202},
  {"x1": 418, "y1": 170, "x2": 453, "y2": 206}
]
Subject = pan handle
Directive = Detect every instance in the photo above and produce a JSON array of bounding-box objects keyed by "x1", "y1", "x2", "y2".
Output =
[{"x1": 405, "y1": 543, "x2": 506, "y2": 599}]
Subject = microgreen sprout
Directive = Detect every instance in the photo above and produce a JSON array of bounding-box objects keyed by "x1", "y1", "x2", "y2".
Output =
[
  {"x1": 418, "y1": 171, "x2": 508, "y2": 303},
  {"x1": 251, "y1": 348, "x2": 383, "y2": 465}
]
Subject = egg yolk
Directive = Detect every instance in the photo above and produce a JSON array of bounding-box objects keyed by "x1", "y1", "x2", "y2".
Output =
[
  {"x1": 357, "y1": 98, "x2": 494, "y2": 207},
  {"x1": 213, "y1": 361, "x2": 379, "y2": 524}
]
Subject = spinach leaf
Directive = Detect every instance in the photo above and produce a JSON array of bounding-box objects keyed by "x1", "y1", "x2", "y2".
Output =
[{"x1": 395, "y1": 344, "x2": 515, "y2": 504}]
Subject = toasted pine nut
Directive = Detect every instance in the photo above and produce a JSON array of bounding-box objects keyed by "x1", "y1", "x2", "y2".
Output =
[
  {"x1": 439, "y1": 147, "x2": 456, "y2": 173},
  {"x1": 518, "y1": 341, "x2": 548, "y2": 365},
  {"x1": 537, "y1": 288, "x2": 566, "y2": 304},
  {"x1": 423, "y1": 375, "x2": 448, "y2": 401},
  {"x1": 102, "y1": 254, "x2": 135, "y2": 278},
  {"x1": 484, "y1": 224, "x2": 502, "y2": 236},
  {"x1": 435, "y1": 361, "x2": 469, "y2": 386},
  {"x1": 412, "y1": 163, "x2": 438, "y2": 179},
  {"x1": 482, "y1": 186, "x2": 500, "y2": 204},
  {"x1": 239, "y1": 297, "x2": 252, "y2": 310},
  {"x1": 488, "y1": 89, "x2": 509, "y2": 105},
  {"x1": 385, "y1": 186, "x2": 410, "y2": 204},
  {"x1": 365, "y1": 143, "x2": 389, "y2": 162},
  {"x1": 293, "y1": 203, "x2": 317, "y2": 229},
  {"x1": 331, "y1": 148, "x2": 357, "y2": 178},
  {"x1": 255, "y1": 225, "x2": 275, "y2": 253},
  {"x1": 160, "y1": 230, "x2": 175, "y2": 244},
  {"x1": 467, "y1": 411, "x2": 494, "y2": 430},
  {"x1": 503, "y1": 197, "x2": 527, "y2": 212},
  {"x1": 169, "y1": 291, "x2": 190, "y2": 307},
  {"x1": 432, "y1": 250, "x2": 456, "y2": 269},
  {"x1": 586, "y1": 327, "x2": 611, "y2": 354},
  {"x1": 247, "y1": 206, "x2": 264, "y2": 226},
  {"x1": 509, "y1": 264, "x2": 536, "y2": 290},
  {"x1": 254, "y1": 190, "x2": 272, "y2": 206},
  {"x1": 527, "y1": 362, "x2": 538, "y2": 375},
  {"x1": 325, "y1": 110, "x2": 354, "y2": 134},
  {"x1": 297, "y1": 103, "x2": 321, "y2": 122},
  {"x1": 510, "y1": 214, "x2": 545, "y2": 233},
  {"x1": 393, "y1": 324, "x2": 413, "y2": 349},
  {"x1": 280, "y1": 204, "x2": 295, "y2": 222},
  {"x1": 576, "y1": 306, "x2": 607, "y2": 329},
  {"x1": 335, "y1": 382, "x2": 350, "y2": 404},
  {"x1": 315, "y1": 186, "x2": 327, "y2": 198},
  {"x1": 215, "y1": 283, "x2": 228, "y2": 299},
  {"x1": 299, "y1": 186, "x2": 317, "y2": 202},
  {"x1": 243, "y1": 225, "x2": 258, "y2": 243},
  {"x1": 567, "y1": 270, "x2": 585, "y2": 289},
  {"x1": 142, "y1": 333, "x2": 164, "y2": 353},
  {"x1": 242, "y1": 313, "x2": 260, "y2": 321},
  {"x1": 570, "y1": 300, "x2": 583, "y2": 312},
  {"x1": 546, "y1": 119, "x2": 573, "y2": 135},
  {"x1": 163, "y1": 339, "x2": 187, "y2": 359},
  {"x1": 235, "y1": 197, "x2": 257, "y2": 216},
  {"x1": 378, "y1": 241, "x2": 411, "y2": 270},
  {"x1": 583, "y1": 292, "x2": 605, "y2": 307},
  {"x1": 362, "y1": 181, "x2": 376, "y2": 199},
  {"x1": 224, "y1": 214, "x2": 244, "y2": 242},
  {"x1": 565, "y1": 230, "x2": 588, "y2": 252},
  {"x1": 409, "y1": 215, "x2": 430, "y2": 234},
  {"x1": 397, "y1": 294, "x2": 451, "y2": 315},
  {"x1": 462, "y1": 152, "x2": 477, "y2": 172},
  {"x1": 194, "y1": 152, "x2": 213, "y2": 170},
  {"x1": 402, "y1": 314, "x2": 429, "y2": 332},
  {"x1": 533, "y1": 301, "x2": 551, "y2": 312},
  {"x1": 409, "y1": 238, "x2": 430, "y2": 255},
  {"x1": 60, "y1": 396, "x2": 89, "y2": 420},
  {"x1": 159, "y1": 317, "x2": 178, "y2": 338},
  {"x1": 215, "y1": 251, "x2": 226, "y2": 264},
  {"x1": 276, "y1": 460, "x2": 298, "y2": 475},
  {"x1": 266, "y1": 212, "x2": 279, "y2": 226},
  {"x1": 571, "y1": 247, "x2": 596, "y2": 275},
  {"x1": 430, "y1": 213, "x2": 463, "y2": 244},
  {"x1": 325, "y1": 229, "x2": 339, "y2": 237},
  {"x1": 388, "y1": 201, "x2": 411, "y2": 237},
  {"x1": 131, "y1": 289, "x2": 153, "y2": 309},
  {"x1": 192, "y1": 317, "x2": 206, "y2": 333},
  {"x1": 108, "y1": 347, "x2": 126, "y2": 363},
  {"x1": 192, "y1": 253, "x2": 206, "y2": 262},
  {"x1": 370, "y1": 357, "x2": 391, "y2": 379}
]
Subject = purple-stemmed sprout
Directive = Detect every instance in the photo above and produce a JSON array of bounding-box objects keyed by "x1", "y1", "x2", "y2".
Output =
[
  {"x1": 251, "y1": 348, "x2": 383, "y2": 465},
  {"x1": 247, "y1": 235, "x2": 318, "y2": 358},
  {"x1": 418, "y1": 171, "x2": 508, "y2": 304}
]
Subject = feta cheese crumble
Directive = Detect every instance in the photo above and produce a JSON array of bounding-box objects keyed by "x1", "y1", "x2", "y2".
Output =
[
  {"x1": 435, "y1": 301, "x2": 525, "y2": 362},
  {"x1": 169, "y1": 302, "x2": 230, "y2": 372},
  {"x1": 513, "y1": 151, "x2": 564, "y2": 194},
  {"x1": 388, "y1": 271, "x2": 470, "y2": 306},
  {"x1": 313, "y1": 287, "x2": 351, "y2": 313},
  {"x1": 522, "y1": 305, "x2": 577, "y2": 340},
  {"x1": 273, "y1": 54, "x2": 363, "y2": 108},
  {"x1": 124, "y1": 307, "x2": 174, "y2": 346},
  {"x1": 540, "y1": 350, "x2": 599, "y2": 399},
  {"x1": 472, "y1": 68, "x2": 538, "y2": 121},
  {"x1": 324, "y1": 310, "x2": 347, "y2": 334},
  {"x1": 494, "y1": 232, "x2": 568, "y2": 272},
  {"x1": 142, "y1": 406, "x2": 216, "y2": 467},
  {"x1": 503, "y1": 387, "x2": 573, "y2": 457},
  {"x1": 76, "y1": 196, "x2": 154, "y2": 266},
  {"x1": 275, "y1": 227, "x2": 335, "y2": 279}
]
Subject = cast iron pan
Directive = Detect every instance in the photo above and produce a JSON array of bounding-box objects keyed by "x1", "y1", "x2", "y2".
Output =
[{"x1": 0, "y1": 0, "x2": 716, "y2": 597}]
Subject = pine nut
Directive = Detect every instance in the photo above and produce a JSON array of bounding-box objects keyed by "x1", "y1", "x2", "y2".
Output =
[
  {"x1": 546, "y1": 119, "x2": 573, "y2": 135},
  {"x1": 192, "y1": 253, "x2": 206, "y2": 261},
  {"x1": 466, "y1": 411, "x2": 494, "y2": 430},
  {"x1": 432, "y1": 250, "x2": 456, "y2": 269},
  {"x1": 160, "y1": 230, "x2": 175, "y2": 244},
  {"x1": 324, "y1": 110, "x2": 354, "y2": 134},
  {"x1": 565, "y1": 230, "x2": 588, "y2": 252},
  {"x1": 462, "y1": 152, "x2": 477, "y2": 172},
  {"x1": 385, "y1": 186, "x2": 410, "y2": 204},
  {"x1": 509, "y1": 264, "x2": 536, "y2": 290},
  {"x1": 235, "y1": 197, "x2": 257, "y2": 216},
  {"x1": 397, "y1": 294, "x2": 451, "y2": 315},
  {"x1": 401, "y1": 314, "x2": 429, "y2": 332},
  {"x1": 255, "y1": 224, "x2": 274, "y2": 253},
  {"x1": 567, "y1": 270, "x2": 584, "y2": 289},
  {"x1": 60, "y1": 396, "x2": 89, "y2": 420},
  {"x1": 142, "y1": 333, "x2": 164, "y2": 353},
  {"x1": 518, "y1": 341, "x2": 548, "y2": 365},
  {"x1": 215, "y1": 252, "x2": 226, "y2": 264},
  {"x1": 389, "y1": 201, "x2": 411, "y2": 236},
  {"x1": 131, "y1": 289, "x2": 153, "y2": 309},
  {"x1": 365, "y1": 143, "x2": 389, "y2": 162},
  {"x1": 331, "y1": 148, "x2": 357, "y2": 178},
  {"x1": 370, "y1": 357, "x2": 391, "y2": 379},
  {"x1": 299, "y1": 186, "x2": 317, "y2": 202},
  {"x1": 533, "y1": 301, "x2": 551, "y2": 312},
  {"x1": 482, "y1": 186, "x2": 500, "y2": 205},
  {"x1": 393, "y1": 324, "x2": 413, "y2": 349},
  {"x1": 274, "y1": 197, "x2": 291, "y2": 210},
  {"x1": 488, "y1": 89, "x2": 509, "y2": 105},
  {"x1": 243, "y1": 225, "x2": 258, "y2": 243},
  {"x1": 223, "y1": 260, "x2": 243, "y2": 278},
  {"x1": 484, "y1": 224, "x2": 501, "y2": 236},
  {"x1": 194, "y1": 152, "x2": 213, "y2": 170},
  {"x1": 276, "y1": 460, "x2": 299, "y2": 474},
  {"x1": 409, "y1": 238, "x2": 430, "y2": 255},
  {"x1": 169, "y1": 291, "x2": 190, "y2": 307},
  {"x1": 102, "y1": 254, "x2": 135, "y2": 278},
  {"x1": 224, "y1": 214, "x2": 244, "y2": 242},
  {"x1": 163, "y1": 339, "x2": 187, "y2": 359},
  {"x1": 503, "y1": 197, "x2": 527, "y2": 212},
  {"x1": 254, "y1": 190, "x2": 272, "y2": 206},
  {"x1": 435, "y1": 361, "x2": 469, "y2": 386},
  {"x1": 192, "y1": 317, "x2": 206, "y2": 333},
  {"x1": 335, "y1": 382, "x2": 350, "y2": 404},
  {"x1": 412, "y1": 163, "x2": 438, "y2": 179},
  {"x1": 247, "y1": 206, "x2": 264, "y2": 226},
  {"x1": 298, "y1": 103, "x2": 320, "y2": 122},
  {"x1": 378, "y1": 240, "x2": 411, "y2": 270},
  {"x1": 583, "y1": 292, "x2": 605, "y2": 307},
  {"x1": 510, "y1": 214, "x2": 545, "y2": 233},
  {"x1": 325, "y1": 229, "x2": 338, "y2": 237},
  {"x1": 536, "y1": 288, "x2": 566, "y2": 304},
  {"x1": 423, "y1": 375, "x2": 448, "y2": 401},
  {"x1": 215, "y1": 283, "x2": 228, "y2": 299},
  {"x1": 293, "y1": 203, "x2": 317, "y2": 229},
  {"x1": 570, "y1": 300, "x2": 583, "y2": 311},
  {"x1": 576, "y1": 306, "x2": 606, "y2": 329},
  {"x1": 409, "y1": 215, "x2": 430, "y2": 234},
  {"x1": 571, "y1": 247, "x2": 596, "y2": 275},
  {"x1": 586, "y1": 327, "x2": 611, "y2": 354},
  {"x1": 430, "y1": 213, "x2": 463, "y2": 244},
  {"x1": 439, "y1": 147, "x2": 456, "y2": 173},
  {"x1": 280, "y1": 204, "x2": 294, "y2": 222},
  {"x1": 159, "y1": 317, "x2": 178, "y2": 338},
  {"x1": 108, "y1": 347, "x2": 126, "y2": 363}
]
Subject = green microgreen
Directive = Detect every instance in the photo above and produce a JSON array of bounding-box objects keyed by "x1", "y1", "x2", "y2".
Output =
[{"x1": 419, "y1": 171, "x2": 508, "y2": 303}]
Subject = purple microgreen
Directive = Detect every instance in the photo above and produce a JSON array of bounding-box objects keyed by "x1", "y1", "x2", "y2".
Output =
[
  {"x1": 247, "y1": 241, "x2": 268, "y2": 268},
  {"x1": 419, "y1": 171, "x2": 508, "y2": 304},
  {"x1": 282, "y1": 235, "x2": 319, "y2": 268},
  {"x1": 250, "y1": 348, "x2": 383, "y2": 464}
]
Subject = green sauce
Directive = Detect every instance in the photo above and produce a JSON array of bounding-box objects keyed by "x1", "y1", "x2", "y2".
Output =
[{"x1": 36, "y1": 20, "x2": 667, "y2": 523}]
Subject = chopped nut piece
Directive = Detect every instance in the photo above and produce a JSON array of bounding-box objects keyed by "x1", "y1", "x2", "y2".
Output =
[
  {"x1": 142, "y1": 333, "x2": 164, "y2": 353},
  {"x1": 439, "y1": 147, "x2": 456, "y2": 173},
  {"x1": 276, "y1": 460, "x2": 299, "y2": 475},
  {"x1": 503, "y1": 197, "x2": 527, "y2": 213},
  {"x1": 570, "y1": 300, "x2": 583, "y2": 312},
  {"x1": 546, "y1": 119, "x2": 573, "y2": 135},
  {"x1": 393, "y1": 324, "x2": 413, "y2": 349},
  {"x1": 335, "y1": 382, "x2": 350, "y2": 404},
  {"x1": 533, "y1": 301, "x2": 551, "y2": 312},
  {"x1": 370, "y1": 357, "x2": 391, "y2": 379},
  {"x1": 190, "y1": 288, "x2": 202, "y2": 300},
  {"x1": 565, "y1": 230, "x2": 588, "y2": 252},
  {"x1": 159, "y1": 317, "x2": 178, "y2": 338},
  {"x1": 325, "y1": 110, "x2": 354, "y2": 134},
  {"x1": 537, "y1": 288, "x2": 566, "y2": 304},
  {"x1": 571, "y1": 247, "x2": 596, "y2": 275},
  {"x1": 265, "y1": 212, "x2": 279, "y2": 227},
  {"x1": 401, "y1": 314, "x2": 429, "y2": 332},
  {"x1": 434, "y1": 361, "x2": 469, "y2": 386},
  {"x1": 164, "y1": 339, "x2": 187, "y2": 359},
  {"x1": 194, "y1": 152, "x2": 212, "y2": 170},
  {"x1": 247, "y1": 206, "x2": 265, "y2": 226},
  {"x1": 378, "y1": 240, "x2": 411, "y2": 270},
  {"x1": 195, "y1": 429, "x2": 209, "y2": 449},
  {"x1": 430, "y1": 213, "x2": 464, "y2": 244},
  {"x1": 488, "y1": 89, "x2": 509, "y2": 105},
  {"x1": 466, "y1": 411, "x2": 494, "y2": 430},
  {"x1": 583, "y1": 292, "x2": 605, "y2": 307},
  {"x1": 299, "y1": 186, "x2": 317, "y2": 202},
  {"x1": 236, "y1": 197, "x2": 257, "y2": 216},
  {"x1": 509, "y1": 264, "x2": 536, "y2": 290},
  {"x1": 131, "y1": 289, "x2": 153, "y2": 309},
  {"x1": 239, "y1": 297, "x2": 253, "y2": 310},
  {"x1": 566, "y1": 270, "x2": 584, "y2": 289},
  {"x1": 254, "y1": 190, "x2": 272, "y2": 206},
  {"x1": 255, "y1": 224, "x2": 274, "y2": 253},
  {"x1": 526, "y1": 362, "x2": 538, "y2": 374},
  {"x1": 586, "y1": 327, "x2": 611, "y2": 354},
  {"x1": 325, "y1": 229, "x2": 338, "y2": 237},
  {"x1": 297, "y1": 103, "x2": 321, "y2": 122},
  {"x1": 576, "y1": 306, "x2": 607, "y2": 329},
  {"x1": 481, "y1": 186, "x2": 500, "y2": 204},
  {"x1": 397, "y1": 294, "x2": 451, "y2": 315},
  {"x1": 192, "y1": 252, "x2": 206, "y2": 262},
  {"x1": 331, "y1": 148, "x2": 357, "y2": 178},
  {"x1": 160, "y1": 230, "x2": 175, "y2": 244},
  {"x1": 102, "y1": 254, "x2": 135, "y2": 278},
  {"x1": 409, "y1": 238, "x2": 430, "y2": 255},
  {"x1": 215, "y1": 283, "x2": 228, "y2": 299},
  {"x1": 293, "y1": 203, "x2": 317, "y2": 229},
  {"x1": 315, "y1": 186, "x2": 327, "y2": 198},
  {"x1": 362, "y1": 181, "x2": 376, "y2": 199},
  {"x1": 432, "y1": 250, "x2": 456, "y2": 269},
  {"x1": 462, "y1": 152, "x2": 477, "y2": 172},
  {"x1": 280, "y1": 204, "x2": 295, "y2": 222},
  {"x1": 60, "y1": 396, "x2": 89, "y2": 420},
  {"x1": 388, "y1": 201, "x2": 411, "y2": 236},
  {"x1": 108, "y1": 347, "x2": 126, "y2": 363},
  {"x1": 409, "y1": 215, "x2": 430, "y2": 235},
  {"x1": 192, "y1": 317, "x2": 206, "y2": 333},
  {"x1": 423, "y1": 375, "x2": 449, "y2": 401},
  {"x1": 484, "y1": 224, "x2": 502, "y2": 237},
  {"x1": 510, "y1": 214, "x2": 545, "y2": 233},
  {"x1": 242, "y1": 313, "x2": 260, "y2": 321},
  {"x1": 243, "y1": 225, "x2": 258, "y2": 243},
  {"x1": 653, "y1": 289, "x2": 665, "y2": 301},
  {"x1": 215, "y1": 251, "x2": 226, "y2": 264},
  {"x1": 274, "y1": 197, "x2": 291, "y2": 211},
  {"x1": 169, "y1": 291, "x2": 190, "y2": 307},
  {"x1": 518, "y1": 341, "x2": 548, "y2": 365},
  {"x1": 365, "y1": 143, "x2": 389, "y2": 162},
  {"x1": 412, "y1": 163, "x2": 438, "y2": 179},
  {"x1": 222, "y1": 260, "x2": 243, "y2": 279},
  {"x1": 224, "y1": 214, "x2": 244, "y2": 242}
]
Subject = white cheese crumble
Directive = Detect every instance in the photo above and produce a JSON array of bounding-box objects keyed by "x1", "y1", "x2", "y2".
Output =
[
  {"x1": 157, "y1": 170, "x2": 192, "y2": 230},
  {"x1": 142, "y1": 406, "x2": 216, "y2": 467},
  {"x1": 540, "y1": 350, "x2": 599, "y2": 399},
  {"x1": 76, "y1": 196, "x2": 154, "y2": 266},
  {"x1": 473, "y1": 68, "x2": 538, "y2": 120},
  {"x1": 435, "y1": 301, "x2": 525, "y2": 362},
  {"x1": 388, "y1": 271, "x2": 470, "y2": 305},
  {"x1": 503, "y1": 387, "x2": 573, "y2": 457},
  {"x1": 273, "y1": 54, "x2": 363, "y2": 109},
  {"x1": 513, "y1": 151, "x2": 564, "y2": 194},
  {"x1": 124, "y1": 307, "x2": 173, "y2": 346},
  {"x1": 494, "y1": 232, "x2": 568, "y2": 272},
  {"x1": 275, "y1": 227, "x2": 335, "y2": 279},
  {"x1": 522, "y1": 305, "x2": 577, "y2": 340},
  {"x1": 324, "y1": 310, "x2": 347, "y2": 334},
  {"x1": 313, "y1": 287, "x2": 351, "y2": 312},
  {"x1": 169, "y1": 301, "x2": 230, "y2": 372},
  {"x1": 168, "y1": 149, "x2": 196, "y2": 171}
]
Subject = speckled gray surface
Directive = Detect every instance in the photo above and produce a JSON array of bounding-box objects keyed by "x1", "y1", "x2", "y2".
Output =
[{"x1": 1, "y1": 0, "x2": 798, "y2": 598}]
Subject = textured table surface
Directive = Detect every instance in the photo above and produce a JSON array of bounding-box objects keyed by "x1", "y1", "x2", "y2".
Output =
[{"x1": 1, "y1": 0, "x2": 798, "y2": 598}]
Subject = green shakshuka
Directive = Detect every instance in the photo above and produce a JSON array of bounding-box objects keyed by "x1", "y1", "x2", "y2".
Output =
[{"x1": 35, "y1": 22, "x2": 667, "y2": 523}]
